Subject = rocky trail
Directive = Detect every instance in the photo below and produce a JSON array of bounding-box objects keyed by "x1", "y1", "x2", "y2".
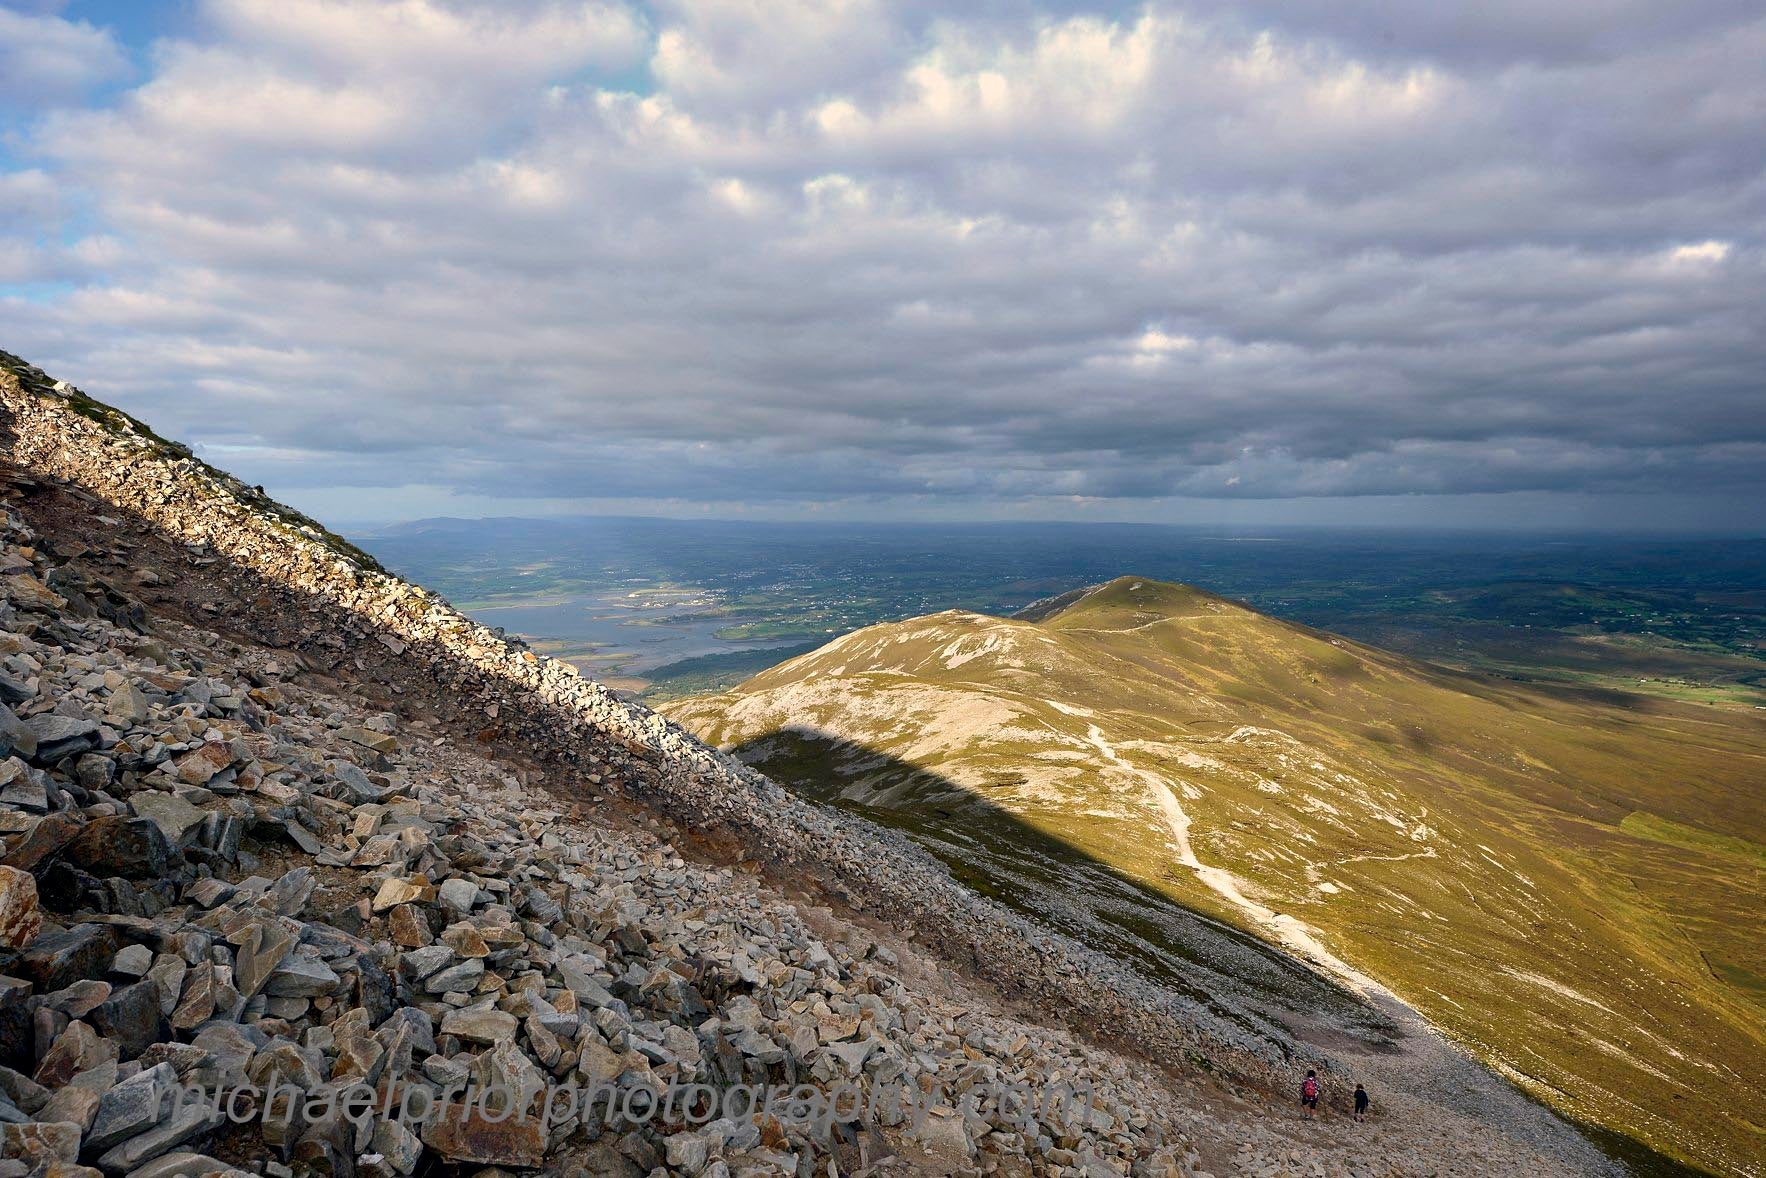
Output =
[{"x1": 0, "y1": 353, "x2": 1619, "y2": 1177}]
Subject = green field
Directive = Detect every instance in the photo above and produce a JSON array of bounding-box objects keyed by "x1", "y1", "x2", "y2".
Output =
[{"x1": 363, "y1": 518, "x2": 1766, "y2": 710}]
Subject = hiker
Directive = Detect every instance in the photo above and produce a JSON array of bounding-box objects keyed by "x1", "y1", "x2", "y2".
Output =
[
  {"x1": 1354, "y1": 1083, "x2": 1369, "y2": 1122},
  {"x1": 1300, "y1": 1069, "x2": 1320, "y2": 1119}
]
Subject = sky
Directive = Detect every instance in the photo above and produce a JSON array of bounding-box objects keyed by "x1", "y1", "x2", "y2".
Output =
[{"x1": 0, "y1": 0, "x2": 1762, "y2": 531}]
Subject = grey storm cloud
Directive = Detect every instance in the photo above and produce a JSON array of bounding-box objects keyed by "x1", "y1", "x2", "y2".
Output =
[{"x1": 0, "y1": 0, "x2": 1762, "y2": 519}]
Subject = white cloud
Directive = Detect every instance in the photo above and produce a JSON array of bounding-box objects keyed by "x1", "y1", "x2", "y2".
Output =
[
  {"x1": 1666, "y1": 239, "x2": 1732, "y2": 264},
  {"x1": 0, "y1": 5, "x2": 128, "y2": 109},
  {"x1": 648, "y1": 0, "x2": 897, "y2": 107},
  {"x1": 206, "y1": 0, "x2": 648, "y2": 77},
  {"x1": 0, "y1": 0, "x2": 1761, "y2": 519}
]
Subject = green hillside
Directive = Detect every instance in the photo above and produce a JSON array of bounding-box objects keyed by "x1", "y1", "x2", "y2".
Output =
[{"x1": 663, "y1": 577, "x2": 1766, "y2": 1175}]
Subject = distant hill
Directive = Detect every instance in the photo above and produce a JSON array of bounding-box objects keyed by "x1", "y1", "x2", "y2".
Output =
[{"x1": 664, "y1": 577, "x2": 1766, "y2": 1174}]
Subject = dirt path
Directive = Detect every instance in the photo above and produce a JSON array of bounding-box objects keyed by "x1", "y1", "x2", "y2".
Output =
[{"x1": 1082, "y1": 722, "x2": 1385, "y2": 992}]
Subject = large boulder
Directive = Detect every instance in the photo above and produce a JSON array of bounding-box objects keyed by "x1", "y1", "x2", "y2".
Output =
[
  {"x1": 420, "y1": 1099, "x2": 546, "y2": 1169},
  {"x1": 23, "y1": 714, "x2": 100, "y2": 764},
  {"x1": 64, "y1": 818, "x2": 180, "y2": 879},
  {"x1": 171, "y1": 743, "x2": 231, "y2": 787},
  {"x1": 33, "y1": 1018, "x2": 118, "y2": 1088},
  {"x1": 0, "y1": 976, "x2": 32, "y2": 1071},
  {"x1": 1, "y1": 1120, "x2": 81, "y2": 1167},
  {"x1": 0, "y1": 811, "x2": 82, "y2": 874},
  {"x1": 0, "y1": 705, "x2": 36, "y2": 760},
  {"x1": 128, "y1": 794, "x2": 208, "y2": 846},
  {"x1": 84, "y1": 1062, "x2": 178, "y2": 1154},
  {"x1": 18, "y1": 923, "x2": 118, "y2": 992},
  {"x1": 88, "y1": 980, "x2": 169, "y2": 1060}
]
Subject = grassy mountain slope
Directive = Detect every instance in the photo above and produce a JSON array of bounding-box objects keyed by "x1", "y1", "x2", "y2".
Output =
[{"x1": 663, "y1": 577, "x2": 1766, "y2": 1174}]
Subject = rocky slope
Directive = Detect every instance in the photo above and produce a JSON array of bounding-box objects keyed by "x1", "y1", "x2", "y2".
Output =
[
  {"x1": 0, "y1": 351, "x2": 1617, "y2": 1177},
  {"x1": 665, "y1": 579, "x2": 1766, "y2": 1176}
]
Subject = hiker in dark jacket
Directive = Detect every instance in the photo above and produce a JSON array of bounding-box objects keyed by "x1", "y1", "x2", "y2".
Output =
[
  {"x1": 1300, "y1": 1069, "x2": 1319, "y2": 1118},
  {"x1": 1354, "y1": 1083, "x2": 1369, "y2": 1122}
]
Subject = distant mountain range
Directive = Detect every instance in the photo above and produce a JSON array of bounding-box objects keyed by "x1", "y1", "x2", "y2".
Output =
[{"x1": 665, "y1": 577, "x2": 1766, "y2": 1174}]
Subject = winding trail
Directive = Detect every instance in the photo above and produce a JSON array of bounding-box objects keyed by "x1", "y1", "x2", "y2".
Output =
[
  {"x1": 1081, "y1": 723, "x2": 1383, "y2": 992},
  {"x1": 1079, "y1": 723, "x2": 1621, "y2": 1173}
]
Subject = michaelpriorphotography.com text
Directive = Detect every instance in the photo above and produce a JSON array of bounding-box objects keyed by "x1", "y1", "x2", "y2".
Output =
[{"x1": 150, "y1": 1072, "x2": 1101, "y2": 1140}]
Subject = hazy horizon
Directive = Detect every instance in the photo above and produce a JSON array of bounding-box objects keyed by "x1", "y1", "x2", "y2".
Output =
[{"x1": 343, "y1": 502, "x2": 1766, "y2": 538}]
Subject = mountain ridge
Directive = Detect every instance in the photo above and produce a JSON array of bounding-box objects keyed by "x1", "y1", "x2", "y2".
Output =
[{"x1": 665, "y1": 578, "x2": 1766, "y2": 1174}]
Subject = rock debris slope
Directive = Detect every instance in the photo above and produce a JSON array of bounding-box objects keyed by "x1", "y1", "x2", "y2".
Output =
[{"x1": 0, "y1": 351, "x2": 1612, "y2": 1177}]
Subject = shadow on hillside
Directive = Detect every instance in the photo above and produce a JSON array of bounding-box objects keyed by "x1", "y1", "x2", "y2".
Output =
[
  {"x1": 722, "y1": 727, "x2": 1399, "y2": 1054},
  {"x1": 722, "y1": 729, "x2": 1718, "y2": 1178},
  {"x1": 2, "y1": 444, "x2": 1386, "y2": 1067}
]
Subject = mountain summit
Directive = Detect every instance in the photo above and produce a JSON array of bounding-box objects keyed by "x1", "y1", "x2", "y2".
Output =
[{"x1": 665, "y1": 577, "x2": 1766, "y2": 1174}]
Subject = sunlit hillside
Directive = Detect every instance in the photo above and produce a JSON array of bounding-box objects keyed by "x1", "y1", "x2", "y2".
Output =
[{"x1": 665, "y1": 577, "x2": 1766, "y2": 1174}]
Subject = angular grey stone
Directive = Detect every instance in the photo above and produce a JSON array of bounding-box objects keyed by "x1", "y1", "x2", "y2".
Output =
[
  {"x1": 0, "y1": 672, "x2": 32, "y2": 707},
  {"x1": 74, "y1": 753, "x2": 116, "y2": 791},
  {"x1": 65, "y1": 818, "x2": 178, "y2": 879},
  {"x1": 245, "y1": 1042, "x2": 324, "y2": 1093},
  {"x1": 111, "y1": 945, "x2": 153, "y2": 978},
  {"x1": 128, "y1": 793, "x2": 208, "y2": 845},
  {"x1": 86, "y1": 1061, "x2": 177, "y2": 1154},
  {"x1": 0, "y1": 705, "x2": 36, "y2": 760},
  {"x1": 181, "y1": 879, "x2": 235, "y2": 910},
  {"x1": 95, "y1": 1099, "x2": 224, "y2": 1174},
  {"x1": 88, "y1": 980, "x2": 169, "y2": 1060},
  {"x1": 399, "y1": 945, "x2": 453, "y2": 981},
  {"x1": 0, "y1": 1064, "x2": 50, "y2": 1114},
  {"x1": 258, "y1": 867, "x2": 314, "y2": 918},
  {"x1": 103, "y1": 684, "x2": 148, "y2": 727},
  {"x1": 198, "y1": 813, "x2": 241, "y2": 862},
  {"x1": 66, "y1": 1058, "x2": 118, "y2": 1095},
  {"x1": 0, "y1": 775, "x2": 45, "y2": 814},
  {"x1": 262, "y1": 953, "x2": 339, "y2": 998},
  {"x1": 33, "y1": 1083, "x2": 99, "y2": 1132},
  {"x1": 438, "y1": 1006, "x2": 516, "y2": 1045},
  {"x1": 330, "y1": 761, "x2": 384, "y2": 803},
  {"x1": 665, "y1": 1130, "x2": 712, "y2": 1173},
  {"x1": 554, "y1": 958, "x2": 616, "y2": 1005},
  {"x1": 729, "y1": 1027, "x2": 785, "y2": 1065},
  {"x1": 422, "y1": 958, "x2": 483, "y2": 995},
  {"x1": 227, "y1": 918, "x2": 296, "y2": 999},
  {"x1": 169, "y1": 962, "x2": 216, "y2": 1032},
  {"x1": 436, "y1": 878, "x2": 477, "y2": 915},
  {"x1": 189, "y1": 1022, "x2": 263, "y2": 1083},
  {"x1": 125, "y1": 1152, "x2": 248, "y2": 1178},
  {"x1": 274, "y1": 820, "x2": 321, "y2": 855},
  {"x1": 24, "y1": 714, "x2": 99, "y2": 763},
  {"x1": 371, "y1": 1118, "x2": 423, "y2": 1174},
  {"x1": 19, "y1": 923, "x2": 118, "y2": 992},
  {"x1": 822, "y1": 1036, "x2": 879, "y2": 1075},
  {"x1": 339, "y1": 727, "x2": 397, "y2": 755},
  {"x1": 421, "y1": 1054, "x2": 468, "y2": 1087},
  {"x1": 46, "y1": 978, "x2": 111, "y2": 1018},
  {"x1": 146, "y1": 956, "x2": 187, "y2": 1018}
]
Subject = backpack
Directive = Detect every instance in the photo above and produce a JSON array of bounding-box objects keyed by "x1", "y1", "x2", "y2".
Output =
[{"x1": 1302, "y1": 1077, "x2": 1319, "y2": 1100}]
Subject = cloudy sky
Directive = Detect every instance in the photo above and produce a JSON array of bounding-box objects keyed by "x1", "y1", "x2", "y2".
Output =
[{"x1": 1, "y1": 0, "x2": 1761, "y2": 529}]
